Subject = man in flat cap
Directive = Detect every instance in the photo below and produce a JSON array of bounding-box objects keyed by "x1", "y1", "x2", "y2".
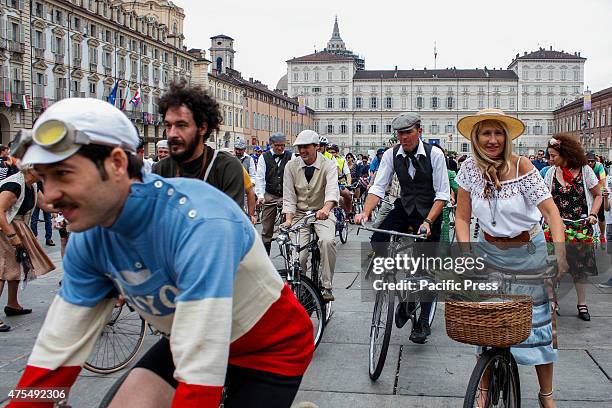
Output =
[
  {"x1": 235, "y1": 138, "x2": 257, "y2": 182},
  {"x1": 255, "y1": 133, "x2": 294, "y2": 255},
  {"x1": 355, "y1": 112, "x2": 450, "y2": 344}
]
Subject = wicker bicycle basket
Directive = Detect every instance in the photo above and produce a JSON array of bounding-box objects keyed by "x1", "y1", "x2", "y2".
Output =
[{"x1": 445, "y1": 294, "x2": 533, "y2": 348}]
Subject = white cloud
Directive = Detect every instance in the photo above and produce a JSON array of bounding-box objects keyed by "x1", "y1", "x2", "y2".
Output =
[{"x1": 181, "y1": 0, "x2": 612, "y2": 92}]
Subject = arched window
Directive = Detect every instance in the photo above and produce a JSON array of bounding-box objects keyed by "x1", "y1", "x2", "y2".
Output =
[{"x1": 216, "y1": 57, "x2": 222, "y2": 72}]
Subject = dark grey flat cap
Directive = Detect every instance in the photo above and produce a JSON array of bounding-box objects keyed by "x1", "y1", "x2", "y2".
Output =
[
  {"x1": 392, "y1": 112, "x2": 421, "y2": 131},
  {"x1": 270, "y1": 132, "x2": 286, "y2": 143}
]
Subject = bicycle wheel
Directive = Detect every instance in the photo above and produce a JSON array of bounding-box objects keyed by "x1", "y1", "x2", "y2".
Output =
[
  {"x1": 84, "y1": 303, "x2": 146, "y2": 374},
  {"x1": 278, "y1": 271, "x2": 325, "y2": 349},
  {"x1": 368, "y1": 276, "x2": 395, "y2": 380},
  {"x1": 339, "y1": 218, "x2": 349, "y2": 244},
  {"x1": 463, "y1": 348, "x2": 520, "y2": 408}
]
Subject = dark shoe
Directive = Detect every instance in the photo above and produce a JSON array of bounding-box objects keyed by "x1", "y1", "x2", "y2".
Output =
[
  {"x1": 0, "y1": 322, "x2": 10, "y2": 332},
  {"x1": 263, "y1": 242, "x2": 271, "y2": 256},
  {"x1": 4, "y1": 306, "x2": 32, "y2": 316},
  {"x1": 409, "y1": 321, "x2": 430, "y2": 344},
  {"x1": 577, "y1": 304, "x2": 590, "y2": 321},
  {"x1": 597, "y1": 280, "x2": 612, "y2": 288},
  {"x1": 321, "y1": 289, "x2": 335, "y2": 302},
  {"x1": 394, "y1": 302, "x2": 410, "y2": 329},
  {"x1": 46, "y1": 239, "x2": 56, "y2": 246}
]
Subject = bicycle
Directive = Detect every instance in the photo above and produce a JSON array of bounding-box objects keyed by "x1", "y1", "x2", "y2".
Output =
[
  {"x1": 276, "y1": 211, "x2": 329, "y2": 348},
  {"x1": 257, "y1": 200, "x2": 283, "y2": 228},
  {"x1": 333, "y1": 205, "x2": 349, "y2": 244},
  {"x1": 357, "y1": 222, "x2": 437, "y2": 380},
  {"x1": 452, "y1": 259, "x2": 558, "y2": 408},
  {"x1": 84, "y1": 300, "x2": 148, "y2": 374}
]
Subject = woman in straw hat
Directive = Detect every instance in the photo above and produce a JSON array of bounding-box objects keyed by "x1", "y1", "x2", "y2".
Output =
[
  {"x1": 0, "y1": 164, "x2": 55, "y2": 332},
  {"x1": 454, "y1": 108, "x2": 568, "y2": 408}
]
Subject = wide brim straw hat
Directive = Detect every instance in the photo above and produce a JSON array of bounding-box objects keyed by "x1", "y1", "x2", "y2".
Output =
[{"x1": 457, "y1": 108, "x2": 525, "y2": 141}]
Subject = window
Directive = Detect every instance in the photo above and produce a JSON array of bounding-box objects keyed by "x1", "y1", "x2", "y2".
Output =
[
  {"x1": 312, "y1": 87, "x2": 321, "y2": 93},
  {"x1": 548, "y1": 96, "x2": 554, "y2": 109},
  {"x1": 314, "y1": 98, "x2": 320, "y2": 109},
  {"x1": 340, "y1": 97, "x2": 347, "y2": 109},
  {"x1": 304, "y1": 72, "x2": 308, "y2": 81},
  {"x1": 355, "y1": 121, "x2": 362, "y2": 134},
  {"x1": 34, "y1": 30, "x2": 43, "y2": 48},
  {"x1": 327, "y1": 97, "x2": 333, "y2": 109},
  {"x1": 416, "y1": 96, "x2": 423, "y2": 109},
  {"x1": 446, "y1": 122, "x2": 455, "y2": 133},
  {"x1": 355, "y1": 96, "x2": 362, "y2": 109},
  {"x1": 431, "y1": 96, "x2": 439, "y2": 109},
  {"x1": 477, "y1": 95, "x2": 484, "y2": 109},
  {"x1": 573, "y1": 70, "x2": 579, "y2": 81},
  {"x1": 385, "y1": 124, "x2": 392, "y2": 133},
  {"x1": 522, "y1": 68, "x2": 528, "y2": 79},
  {"x1": 314, "y1": 72, "x2": 319, "y2": 81},
  {"x1": 535, "y1": 70, "x2": 541, "y2": 80},
  {"x1": 34, "y1": 2, "x2": 44, "y2": 18},
  {"x1": 462, "y1": 96, "x2": 468, "y2": 110},
  {"x1": 327, "y1": 71, "x2": 332, "y2": 81},
  {"x1": 522, "y1": 95, "x2": 528, "y2": 108},
  {"x1": 89, "y1": 82, "x2": 96, "y2": 95},
  {"x1": 293, "y1": 73, "x2": 298, "y2": 81},
  {"x1": 533, "y1": 122, "x2": 542, "y2": 135},
  {"x1": 509, "y1": 97, "x2": 515, "y2": 110},
  {"x1": 370, "y1": 123, "x2": 377, "y2": 134},
  {"x1": 494, "y1": 96, "x2": 500, "y2": 108},
  {"x1": 54, "y1": 10, "x2": 63, "y2": 25},
  {"x1": 326, "y1": 122, "x2": 334, "y2": 134},
  {"x1": 461, "y1": 143, "x2": 469, "y2": 153},
  {"x1": 548, "y1": 70, "x2": 553, "y2": 80},
  {"x1": 370, "y1": 97, "x2": 377, "y2": 109},
  {"x1": 340, "y1": 121, "x2": 347, "y2": 134},
  {"x1": 573, "y1": 86, "x2": 580, "y2": 95},
  {"x1": 89, "y1": 46, "x2": 97, "y2": 63},
  {"x1": 401, "y1": 97, "x2": 407, "y2": 109},
  {"x1": 431, "y1": 121, "x2": 439, "y2": 134},
  {"x1": 341, "y1": 71, "x2": 346, "y2": 80},
  {"x1": 561, "y1": 70, "x2": 567, "y2": 81},
  {"x1": 447, "y1": 96, "x2": 453, "y2": 109},
  {"x1": 384, "y1": 97, "x2": 392, "y2": 109},
  {"x1": 535, "y1": 96, "x2": 541, "y2": 109},
  {"x1": 547, "y1": 120, "x2": 554, "y2": 134}
]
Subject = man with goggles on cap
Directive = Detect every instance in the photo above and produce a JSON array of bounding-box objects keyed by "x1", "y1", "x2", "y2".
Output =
[
  {"x1": 355, "y1": 112, "x2": 450, "y2": 344},
  {"x1": 7, "y1": 98, "x2": 314, "y2": 408},
  {"x1": 326, "y1": 143, "x2": 353, "y2": 216}
]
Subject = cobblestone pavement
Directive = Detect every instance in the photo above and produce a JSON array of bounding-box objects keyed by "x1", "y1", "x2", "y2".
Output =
[{"x1": 1, "y1": 226, "x2": 611, "y2": 407}]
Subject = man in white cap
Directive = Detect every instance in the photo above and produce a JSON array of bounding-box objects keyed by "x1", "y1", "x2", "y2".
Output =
[
  {"x1": 283, "y1": 129, "x2": 339, "y2": 301},
  {"x1": 7, "y1": 98, "x2": 314, "y2": 407},
  {"x1": 156, "y1": 139, "x2": 169, "y2": 161}
]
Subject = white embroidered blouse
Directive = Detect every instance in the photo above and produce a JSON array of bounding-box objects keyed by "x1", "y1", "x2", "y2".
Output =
[{"x1": 456, "y1": 157, "x2": 551, "y2": 238}]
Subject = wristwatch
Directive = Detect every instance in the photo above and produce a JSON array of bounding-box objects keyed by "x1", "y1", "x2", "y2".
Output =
[{"x1": 423, "y1": 218, "x2": 433, "y2": 226}]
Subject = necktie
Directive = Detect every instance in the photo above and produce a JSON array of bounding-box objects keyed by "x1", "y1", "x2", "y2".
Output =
[
  {"x1": 304, "y1": 166, "x2": 315, "y2": 183},
  {"x1": 273, "y1": 153, "x2": 284, "y2": 159}
]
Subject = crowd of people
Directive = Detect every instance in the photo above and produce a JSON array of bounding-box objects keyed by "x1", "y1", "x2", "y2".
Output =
[{"x1": 0, "y1": 80, "x2": 610, "y2": 408}]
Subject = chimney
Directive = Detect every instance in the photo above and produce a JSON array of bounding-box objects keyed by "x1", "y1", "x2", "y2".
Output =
[
  {"x1": 249, "y1": 77, "x2": 253, "y2": 82},
  {"x1": 578, "y1": 52, "x2": 581, "y2": 57},
  {"x1": 516, "y1": 53, "x2": 519, "y2": 59},
  {"x1": 524, "y1": 51, "x2": 527, "y2": 56},
  {"x1": 394, "y1": 65, "x2": 397, "y2": 71},
  {"x1": 550, "y1": 46, "x2": 553, "y2": 51}
]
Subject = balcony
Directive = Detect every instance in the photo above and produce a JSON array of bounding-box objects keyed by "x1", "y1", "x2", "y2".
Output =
[
  {"x1": 8, "y1": 40, "x2": 24, "y2": 53},
  {"x1": 89, "y1": 62, "x2": 98, "y2": 72},
  {"x1": 130, "y1": 72, "x2": 137, "y2": 80},
  {"x1": 55, "y1": 88, "x2": 67, "y2": 100},
  {"x1": 73, "y1": 57, "x2": 82, "y2": 67},
  {"x1": 142, "y1": 76, "x2": 149, "y2": 84},
  {"x1": 54, "y1": 54, "x2": 65, "y2": 64},
  {"x1": 152, "y1": 77, "x2": 159, "y2": 85},
  {"x1": 118, "y1": 70, "x2": 125, "y2": 78},
  {"x1": 34, "y1": 48, "x2": 45, "y2": 59},
  {"x1": 104, "y1": 66, "x2": 112, "y2": 76}
]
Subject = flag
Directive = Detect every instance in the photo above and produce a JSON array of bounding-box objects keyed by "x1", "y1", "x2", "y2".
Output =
[
  {"x1": 41, "y1": 97, "x2": 49, "y2": 111},
  {"x1": 583, "y1": 90, "x2": 591, "y2": 111},
  {"x1": 107, "y1": 80, "x2": 119, "y2": 106},
  {"x1": 298, "y1": 96, "x2": 306, "y2": 115},
  {"x1": 121, "y1": 86, "x2": 131, "y2": 110},
  {"x1": 22, "y1": 95, "x2": 30, "y2": 110},
  {"x1": 130, "y1": 85, "x2": 141, "y2": 108},
  {"x1": 4, "y1": 91, "x2": 11, "y2": 108}
]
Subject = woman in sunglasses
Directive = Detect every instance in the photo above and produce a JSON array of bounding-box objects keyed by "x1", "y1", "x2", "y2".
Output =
[{"x1": 544, "y1": 134, "x2": 603, "y2": 321}]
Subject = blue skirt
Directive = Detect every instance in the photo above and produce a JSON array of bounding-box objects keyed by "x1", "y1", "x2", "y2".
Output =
[{"x1": 474, "y1": 230, "x2": 558, "y2": 366}]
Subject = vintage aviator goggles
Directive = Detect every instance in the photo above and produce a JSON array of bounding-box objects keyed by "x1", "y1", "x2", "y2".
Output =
[{"x1": 10, "y1": 119, "x2": 135, "y2": 159}]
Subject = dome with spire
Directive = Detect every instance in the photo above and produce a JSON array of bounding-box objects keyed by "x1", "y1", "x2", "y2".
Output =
[
  {"x1": 321, "y1": 16, "x2": 365, "y2": 70},
  {"x1": 327, "y1": 16, "x2": 346, "y2": 51}
]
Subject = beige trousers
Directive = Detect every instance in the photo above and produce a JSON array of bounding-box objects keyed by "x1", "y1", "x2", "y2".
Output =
[{"x1": 297, "y1": 212, "x2": 337, "y2": 290}]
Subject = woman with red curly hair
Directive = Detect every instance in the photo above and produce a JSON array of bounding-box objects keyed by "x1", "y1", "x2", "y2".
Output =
[{"x1": 543, "y1": 133, "x2": 603, "y2": 321}]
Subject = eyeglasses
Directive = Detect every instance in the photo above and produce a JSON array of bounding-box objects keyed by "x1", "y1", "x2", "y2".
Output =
[{"x1": 10, "y1": 119, "x2": 134, "y2": 159}]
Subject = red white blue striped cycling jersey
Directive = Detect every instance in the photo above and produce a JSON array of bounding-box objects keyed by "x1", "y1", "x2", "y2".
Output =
[{"x1": 9, "y1": 174, "x2": 314, "y2": 408}]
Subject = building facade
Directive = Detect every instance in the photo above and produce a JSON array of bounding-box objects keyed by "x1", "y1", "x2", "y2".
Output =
[
  {"x1": 553, "y1": 86, "x2": 612, "y2": 159},
  {"x1": 286, "y1": 20, "x2": 586, "y2": 155},
  {"x1": 1, "y1": 0, "x2": 195, "y2": 155},
  {"x1": 195, "y1": 35, "x2": 314, "y2": 150}
]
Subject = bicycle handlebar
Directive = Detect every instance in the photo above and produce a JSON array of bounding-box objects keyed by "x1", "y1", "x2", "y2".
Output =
[{"x1": 357, "y1": 221, "x2": 427, "y2": 240}]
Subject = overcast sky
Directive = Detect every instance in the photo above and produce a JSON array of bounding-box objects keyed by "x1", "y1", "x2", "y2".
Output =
[{"x1": 181, "y1": 0, "x2": 611, "y2": 93}]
